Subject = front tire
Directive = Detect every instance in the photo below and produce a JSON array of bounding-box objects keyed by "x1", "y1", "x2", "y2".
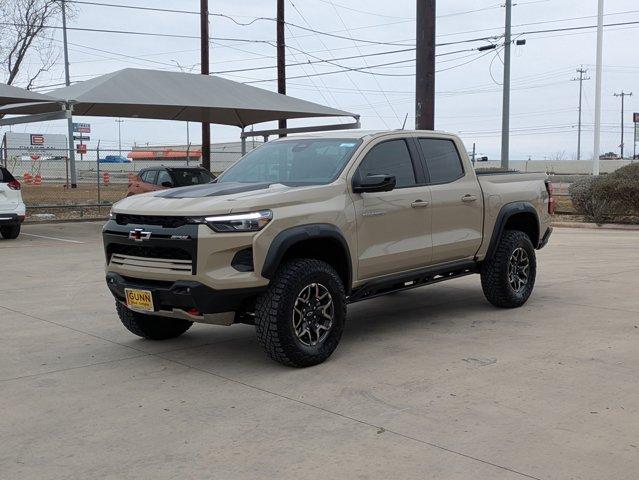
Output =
[
  {"x1": 481, "y1": 230, "x2": 536, "y2": 308},
  {"x1": 255, "y1": 259, "x2": 346, "y2": 367},
  {"x1": 116, "y1": 302, "x2": 193, "y2": 340},
  {"x1": 0, "y1": 224, "x2": 20, "y2": 239}
]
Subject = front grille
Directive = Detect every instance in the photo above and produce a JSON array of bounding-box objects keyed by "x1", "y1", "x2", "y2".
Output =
[
  {"x1": 107, "y1": 243, "x2": 191, "y2": 261},
  {"x1": 110, "y1": 253, "x2": 193, "y2": 275},
  {"x1": 115, "y1": 214, "x2": 193, "y2": 229}
]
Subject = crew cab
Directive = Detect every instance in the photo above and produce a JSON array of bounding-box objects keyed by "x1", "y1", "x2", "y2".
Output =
[{"x1": 103, "y1": 130, "x2": 553, "y2": 367}]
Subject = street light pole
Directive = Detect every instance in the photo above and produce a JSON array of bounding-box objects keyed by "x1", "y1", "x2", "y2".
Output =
[
  {"x1": 500, "y1": 0, "x2": 512, "y2": 170},
  {"x1": 115, "y1": 118, "x2": 124, "y2": 156},
  {"x1": 61, "y1": 0, "x2": 77, "y2": 188},
  {"x1": 592, "y1": 0, "x2": 604, "y2": 175}
]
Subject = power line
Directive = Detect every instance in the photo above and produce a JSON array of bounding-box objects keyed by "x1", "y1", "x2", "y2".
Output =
[
  {"x1": 324, "y1": 0, "x2": 402, "y2": 125},
  {"x1": 65, "y1": 0, "x2": 416, "y2": 46},
  {"x1": 287, "y1": 0, "x2": 390, "y2": 128}
]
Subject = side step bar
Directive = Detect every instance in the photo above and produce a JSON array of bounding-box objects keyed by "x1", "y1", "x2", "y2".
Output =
[{"x1": 348, "y1": 260, "x2": 478, "y2": 304}]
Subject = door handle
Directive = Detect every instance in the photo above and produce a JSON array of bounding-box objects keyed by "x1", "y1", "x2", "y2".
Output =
[
  {"x1": 411, "y1": 200, "x2": 430, "y2": 208},
  {"x1": 462, "y1": 194, "x2": 477, "y2": 203}
]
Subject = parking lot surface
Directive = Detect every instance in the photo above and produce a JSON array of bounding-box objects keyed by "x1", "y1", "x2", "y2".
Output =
[{"x1": 1, "y1": 222, "x2": 638, "y2": 480}]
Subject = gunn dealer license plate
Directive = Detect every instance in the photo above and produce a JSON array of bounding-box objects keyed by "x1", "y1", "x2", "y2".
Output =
[{"x1": 125, "y1": 288, "x2": 154, "y2": 312}]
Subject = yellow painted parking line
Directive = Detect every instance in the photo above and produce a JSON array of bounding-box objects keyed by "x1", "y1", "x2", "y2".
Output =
[{"x1": 21, "y1": 233, "x2": 84, "y2": 244}]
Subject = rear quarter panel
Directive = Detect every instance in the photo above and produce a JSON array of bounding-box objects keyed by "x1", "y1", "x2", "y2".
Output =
[{"x1": 475, "y1": 172, "x2": 552, "y2": 260}]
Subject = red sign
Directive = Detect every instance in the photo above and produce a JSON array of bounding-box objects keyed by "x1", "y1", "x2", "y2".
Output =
[
  {"x1": 76, "y1": 143, "x2": 87, "y2": 154},
  {"x1": 30, "y1": 134, "x2": 45, "y2": 145}
]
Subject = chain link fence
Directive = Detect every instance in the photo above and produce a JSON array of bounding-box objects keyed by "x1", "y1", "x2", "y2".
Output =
[{"x1": 1, "y1": 147, "x2": 243, "y2": 221}]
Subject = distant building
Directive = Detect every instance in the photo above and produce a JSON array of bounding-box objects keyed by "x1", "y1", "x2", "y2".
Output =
[{"x1": 129, "y1": 141, "x2": 262, "y2": 173}]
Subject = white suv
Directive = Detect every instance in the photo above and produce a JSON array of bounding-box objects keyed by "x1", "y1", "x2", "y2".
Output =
[{"x1": 0, "y1": 166, "x2": 25, "y2": 239}]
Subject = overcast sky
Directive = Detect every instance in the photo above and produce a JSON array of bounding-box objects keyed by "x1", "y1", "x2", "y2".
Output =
[{"x1": 4, "y1": 0, "x2": 639, "y2": 159}]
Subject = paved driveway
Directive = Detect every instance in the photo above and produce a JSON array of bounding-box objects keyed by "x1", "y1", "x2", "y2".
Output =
[{"x1": 1, "y1": 222, "x2": 638, "y2": 480}]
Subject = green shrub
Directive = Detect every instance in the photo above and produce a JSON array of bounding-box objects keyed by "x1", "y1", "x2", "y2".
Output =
[
  {"x1": 569, "y1": 176, "x2": 609, "y2": 223},
  {"x1": 569, "y1": 163, "x2": 639, "y2": 224}
]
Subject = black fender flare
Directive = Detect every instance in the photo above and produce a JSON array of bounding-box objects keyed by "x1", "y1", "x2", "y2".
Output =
[
  {"x1": 261, "y1": 223, "x2": 352, "y2": 292},
  {"x1": 484, "y1": 202, "x2": 540, "y2": 262}
]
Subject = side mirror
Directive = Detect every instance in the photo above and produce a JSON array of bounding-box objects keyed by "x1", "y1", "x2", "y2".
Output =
[
  {"x1": 352, "y1": 174, "x2": 396, "y2": 193},
  {"x1": 161, "y1": 181, "x2": 174, "y2": 188}
]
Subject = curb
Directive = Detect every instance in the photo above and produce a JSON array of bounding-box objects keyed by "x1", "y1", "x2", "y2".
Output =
[{"x1": 553, "y1": 221, "x2": 639, "y2": 231}]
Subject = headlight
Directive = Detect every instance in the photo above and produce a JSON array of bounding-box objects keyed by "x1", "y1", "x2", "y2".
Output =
[
  {"x1": 204, "y1": 210, "x2": 272, "y2": 233},
  {"x1": 108, "y1": 210, "x2": 115, "y2": 219}
]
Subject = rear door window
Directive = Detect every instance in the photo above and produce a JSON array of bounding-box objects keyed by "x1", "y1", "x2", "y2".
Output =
[
  {"x1": 418, "y1": 139, "x2": 464, "y2": 184},
  {"x1": 356, "y1": 139, "x2": 416, "y2": 188}
]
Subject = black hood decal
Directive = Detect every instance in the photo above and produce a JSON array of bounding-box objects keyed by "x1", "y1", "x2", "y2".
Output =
[{"x1": 154, "y1": 182, "x2": 272, "y2": 199}]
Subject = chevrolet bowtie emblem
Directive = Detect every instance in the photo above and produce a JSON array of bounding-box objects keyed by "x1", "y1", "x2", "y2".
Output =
[{"x1": 129, "y1": 228, "x2": 151, "y2": 242}]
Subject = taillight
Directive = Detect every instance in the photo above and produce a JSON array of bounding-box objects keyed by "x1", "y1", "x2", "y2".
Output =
[
  {"x1": 545, "y1": 180, "x2": 555, "y2": 215},
  {"x1": 8, "y1": 179, "x2": 21, "y2": 190}
]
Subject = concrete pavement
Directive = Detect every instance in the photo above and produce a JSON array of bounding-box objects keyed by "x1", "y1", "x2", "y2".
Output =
[{"x1": 1, "y1": 222, "x2": 638, "y2": 479}]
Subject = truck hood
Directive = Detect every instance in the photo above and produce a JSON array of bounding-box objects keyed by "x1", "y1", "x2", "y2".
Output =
[{"x1": 111, "y1": 181, "x2": 345, "y2": 216}]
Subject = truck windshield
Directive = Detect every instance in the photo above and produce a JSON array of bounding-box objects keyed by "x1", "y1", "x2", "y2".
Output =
[{"x1": 218, "y1": 138, "x2": 361, "y2": 186}]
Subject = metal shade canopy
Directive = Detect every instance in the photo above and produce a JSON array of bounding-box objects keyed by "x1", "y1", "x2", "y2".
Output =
[
  {"x1": 0, "y1": 68, "x2": 356, "y2": 127},
  {"x1": 0, "y1": 83, "x2": 56, "y2": 106}
]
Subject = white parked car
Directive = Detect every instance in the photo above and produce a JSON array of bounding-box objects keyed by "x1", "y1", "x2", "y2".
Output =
[{"x1": 0, "y1": 167, "x2": 25, "y2": 239}]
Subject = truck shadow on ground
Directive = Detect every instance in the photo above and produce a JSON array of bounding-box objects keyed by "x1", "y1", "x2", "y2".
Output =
[{"x1": 160, "y1": 282, "x2": 511, "y2": 370}]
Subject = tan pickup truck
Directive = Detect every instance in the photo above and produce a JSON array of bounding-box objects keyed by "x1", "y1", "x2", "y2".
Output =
[{"x1": 104, "y1": 130, "x2": 554, "y2": 367}]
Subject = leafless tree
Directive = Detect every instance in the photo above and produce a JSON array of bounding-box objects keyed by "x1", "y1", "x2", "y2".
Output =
[
  {"x1": 0, "y1": 0, "x2": 70, "y2": 89},
  {"x1": 552, "y1": 150, "x2": 567, "y2": 161}
]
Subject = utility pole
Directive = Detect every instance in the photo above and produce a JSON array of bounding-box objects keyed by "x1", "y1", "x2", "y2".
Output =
[
  {"x1": 115, "y1": 118, "x2": 124, "y2": 156},
  {"x1": 171, "y1": 61, "x2": 196, "y2": 148},
  {"x1": 571, "y1": 67, "x2": 590, "y2": 160},
  {"x1": 415, "y1": 0, "x2": 436, "y2": 130},
  {"x1": 634, "y1": 112, "x2": 638, "y2": 161},
  {"x1": 61, "y1": 0, "x2": 77, "y2": 188},
  {"x1": 592, "y1": 0, "x2": 604, "y2": 174},
  {"x1": 500, "y1": 0, "x2": 512, "y2": 170},
  {"x1": 200, "y1": 0, "x2": 211, "y2": 171},
  {"x1": 277, "y1": 0, "x2": 287, "y2": 137},
  {"x1": 614, "y1": 91, "x2": 632, "y2": 159}
]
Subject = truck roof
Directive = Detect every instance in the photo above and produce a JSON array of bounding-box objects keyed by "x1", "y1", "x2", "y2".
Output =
[{"x1": 274, "y1": 129, "x2": 454, "y2": 141}]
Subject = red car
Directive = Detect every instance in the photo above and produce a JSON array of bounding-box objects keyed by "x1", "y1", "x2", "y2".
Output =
[{"x1": 127, "y1": 167, "x2": 215, "y2": 196}]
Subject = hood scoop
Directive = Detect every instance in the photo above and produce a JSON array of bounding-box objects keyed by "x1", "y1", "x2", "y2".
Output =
[{"x1": 154, "y1": 182, "x2": 272, "y2": 199}]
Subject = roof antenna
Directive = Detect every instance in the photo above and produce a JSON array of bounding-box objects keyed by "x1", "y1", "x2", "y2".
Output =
[{"x1": 401, "y1": 113, "x2": 408, "y2": 130}]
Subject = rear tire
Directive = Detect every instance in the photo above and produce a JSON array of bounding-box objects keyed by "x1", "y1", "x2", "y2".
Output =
[
  {"x1": 0, "y1": 224, "x2": 20, "y2": 239},
  {"x1": 116, "y1": 302, "x2": 193, "y2": 340},
  {"x1": 255, "y1": 259, "x2": 346, "y2": 367},
  {"x1": 481, "y1": 230, "x2": 536, "y2": 308}
]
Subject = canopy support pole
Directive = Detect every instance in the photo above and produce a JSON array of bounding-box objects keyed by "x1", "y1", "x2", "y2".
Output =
[
  {"x1": 241, "y1": 128, "x2": 246, "y2": 156},
  {"x1": 65, "y1": 104, "x2": 78, "y2": 188},
  {"x1": 240, "y1": 116, "x2": 360, "y2": 143}
]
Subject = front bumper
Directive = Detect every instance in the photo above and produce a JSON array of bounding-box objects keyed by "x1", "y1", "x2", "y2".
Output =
[
  {"x1": 0, "y1": 213, "x2": 25, "y2": 225},
  {"x1": 106, "y1": 272, "x2": 265, "y2": 324}
]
